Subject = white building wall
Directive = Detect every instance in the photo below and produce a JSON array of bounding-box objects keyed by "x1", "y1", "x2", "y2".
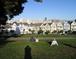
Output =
[
  {"x1": 64, "y1": 22, "x2": 70, "y2": 31},
  {"x1": 51, "y1": 22, "x2": 57, "y2": 32},
  {"x1": 7, "y1": 19, "x2": 76, "y2": 34},
  {"x1": 57, "y1": 22, "x2": 63, "y2": 30},
  {"x1": 71, "y1": 21, "x2": 76, "y2": 31}
]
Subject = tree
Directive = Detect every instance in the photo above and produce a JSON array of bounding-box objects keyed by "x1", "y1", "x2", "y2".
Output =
[
  {"x1": 38, "y1": 28, "x2": 43, "y2": 34},
  {"x1": 0, "y1": 0, "x2": 26, "y2": 25},
  {"x1": 0, "y1": 0, "x2": 42, "y2": 25},
  {"x1": 52, "y1": 30, "x2": 57, "y2": 33},
  {"x1": 68, "y1": 21, "x2": 73, "y2": 32},
  {"x1": 0, "y1": 0, "x2": 43, "y2": 43},
  {"x1": 31, "y1": 30, "x2": 35, "y2": 34},
  {"x1": 34, "y1": 0, "x2": 43, "y2": 2},
  {"x1": 58, "y1": 30, "x2": 63, "y2": 33},
  {"x1": 45, "y1": 30, "x2": 50, "y2": 34},
  {"x1": 29, "y1": 29, "x2": 35, "y2": 34}
]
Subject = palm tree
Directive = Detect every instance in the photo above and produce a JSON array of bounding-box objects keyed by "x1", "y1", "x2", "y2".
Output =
[{"x1": 68, "y1": 21, "x2": 73, "y2": 33}]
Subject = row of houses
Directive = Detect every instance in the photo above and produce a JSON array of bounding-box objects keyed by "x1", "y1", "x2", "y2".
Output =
[{"x1": 6, "y1": 19, "x2": 76, "y2": 34}]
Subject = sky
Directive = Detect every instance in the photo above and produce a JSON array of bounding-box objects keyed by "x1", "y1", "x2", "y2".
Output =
[{"x1": 13, "y1": 0, "x2": 76, "y2": 21}]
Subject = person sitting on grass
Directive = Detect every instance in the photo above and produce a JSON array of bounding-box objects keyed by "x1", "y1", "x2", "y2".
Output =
[
  {"x1": 30, "y1": 37, "x2": 39, "y2": 42},
  {"x1": 30, "y1": 36, "x2": 35, "y2": 42},
  {"x1": 51, "y1": 38, "x2": 58, "y2": 46},
  {"x1": 35, "y1": 38, "x2": 39, "y2": 42}
]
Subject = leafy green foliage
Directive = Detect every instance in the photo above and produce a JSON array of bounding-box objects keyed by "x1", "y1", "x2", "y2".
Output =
[
  {"x1": 45, "y1": 30, "x2": 50, "y2": 34},
  {"x1": 0, "y1": 0, "x2": 27, "y2": 25},
  {"x1": 0, "y1": 0, "x2": 43, "y2": 25},
  {"x1": 58, "y1": 30, "x2": 63, "y2": 33},
  {"x1": 38, "y1": 29, "x2": 43, "y2": 34},
  {"x1": 52, "y1": 30, "x2": 57, "y2": 33},
  {"x1": 67, "y1": 21, "x2": 73, "y2": 32},
  {"x1": 34, "y1": 0, "x2": 43, "y2": 2}
]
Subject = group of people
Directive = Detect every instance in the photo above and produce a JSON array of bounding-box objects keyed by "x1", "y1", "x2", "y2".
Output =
[
  {"x1": 30, "y1": 37, "x2": 39, "y2": 42},
  {"x1": 30, "y1": 37, "x2": 58, "y2": 46}
]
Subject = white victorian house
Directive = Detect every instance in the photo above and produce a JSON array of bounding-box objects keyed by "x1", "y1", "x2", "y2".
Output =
[
  {"x1": 6, "y1": 19, "x2": 76, "y2": 35},
  {"x1": 51, "y1": 20, "x2": 63, "y2": 32},
  {"x1": 40, "y1": 23, "x2": 51, "y2": 32},
  {"x1": 64, "y1": 21, "x2": 70, "y2": 31},
  {"x1": 71, "y1": 21, "x2": 76, "y2": 31}
]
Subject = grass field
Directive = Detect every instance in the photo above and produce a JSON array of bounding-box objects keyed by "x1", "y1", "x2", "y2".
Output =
[
  {"x1": 18, "y1": 34, "x2": 76, "y2": 39},
  {"x1": 0, "y1": 34, "x2": 76, "y2": 59}
]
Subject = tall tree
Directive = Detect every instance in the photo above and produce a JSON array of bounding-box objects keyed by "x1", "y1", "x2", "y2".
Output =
[
  {"x1": 0, "y1": 0, "x2": 42, "y2": 25},
  {"x1": 0, "y1": 0, "x2": 43, "y2": 41}
]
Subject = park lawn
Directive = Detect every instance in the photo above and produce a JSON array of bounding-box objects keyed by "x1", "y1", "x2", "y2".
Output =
[
  {"x1": 18, "y1": 34, "x2": 76, "y2": 39},
  {"x1": 0, "y1": 37, "x2": 76, "y2": 59}
]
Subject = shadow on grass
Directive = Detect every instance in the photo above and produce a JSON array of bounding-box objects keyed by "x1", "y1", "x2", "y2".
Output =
[
  {"x1": 62, "y1": 42, "x2": 76, "y2": 49},
  {"x1": 24, "y1": 45, "x2": 32, "y2": 59},
  {"x1": 0, "y1": 37, "x2": 16, "y2": 48},
  {"x1": 0, "y1": 34, "x2": 20, "y2": 47}
]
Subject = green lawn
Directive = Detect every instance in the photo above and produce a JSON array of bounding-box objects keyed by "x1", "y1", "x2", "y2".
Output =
[
  {"x1": 0, "y1": 34, "x2": 76, "y2": 59},
  {"x1": 18, "y1": 34, "x2": 76, "y2": 39}
]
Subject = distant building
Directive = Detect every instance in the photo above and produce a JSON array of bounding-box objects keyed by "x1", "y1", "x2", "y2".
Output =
[
  {"x1": 71, "y1": 21, "x2": 76, "y2": 31},
  {"x1": 6, "y1": 19, "x2": 76, "y2": 34},
  {"x1": 51, "y1": 20, "x2": 63, "y2": 32},
  {"x1": 64, "y1": 21, "x2": 70, "y2": 31}
]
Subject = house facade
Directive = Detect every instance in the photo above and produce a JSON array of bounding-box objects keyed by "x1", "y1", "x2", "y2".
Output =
[
  {"x1": 51, "y1": 20, "x2": 63, "y2": 32},
  {"x1": 6, "y1": 19, "x2": 76, "y2": 34},
  {"x1": 71, "y1": 21, "x2": 76, "y2": 31}
]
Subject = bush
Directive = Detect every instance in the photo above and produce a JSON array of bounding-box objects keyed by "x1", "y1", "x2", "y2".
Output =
[
  {"x1": 71, "y1": 31, "x2": 76, "y2": 34},
  {"x1": 38, "y1": 29, "x2": 43, "y2": 34},
  {"x1": 65, "y1": 30, "x2": 72, "y2": 34},
  {"x1": 58, "y1": 30, "x2": 63, "y2": 33},
  {"x1": 52, "y1": 30, "x2": 57, "y2": 33},
  {"x1": 45, "y1": 30, "x2": 50, "y2": 34}
]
